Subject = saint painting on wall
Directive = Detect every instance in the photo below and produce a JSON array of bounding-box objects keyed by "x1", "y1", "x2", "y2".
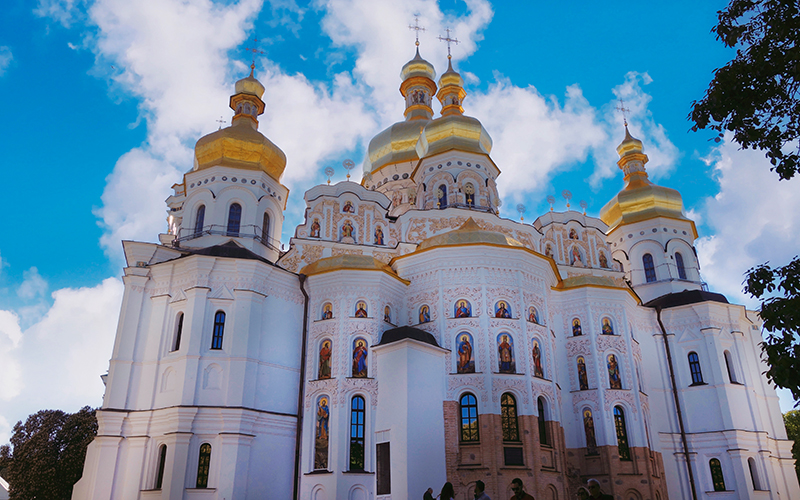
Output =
[
  {"x1": 374, "y1": 226, "x2": 384, "y2": 245},
  {"x1": 571, "y1": 246, "x2": 584, "y2": 266},
  {"x1": 456, "y1": 333, "x2": 475, "y2": 373},
  {"x1": 454, "y1": 300, "x2": 472, "y2": 318},
  {"x1": 572, "y1": 318, "x2": 582, "y2": 336},
  {"x1": 419, "y1": 305, "x2": 431, "y2": 324},
  {"x1": 341, "y1": 220, "x2": 354, "y2": 240},
  {"x1": 321, "y1": 302, "x2": 333, "y2": 320},
  {"x1": 342, "y1": 201, "x2": 355, "y2": 213},
  {"x1": 354, "y1": 301, "x2": 368, "y2": 318},
  {"x1": 528, "y1": 306, "x2": 540, "y2": 324},
  {"x1": 602, "y1": 317, "x2": 614, "y2": 335},
  {"x1": 532, "y1": 340, "x2": 544, "y2": 378},
  {"x1": 608, "y1": 354, "x2": 622, "y2": 389},
  {"x1": 310, "y1": 219, "x2": 321, "y2": 238},
  {"x1": 318, "y1": 340, "x2": 332, "y2": 379},
  {"x1": 494, "y1": 300, "x2": 512, "y2": 318},
  {"x1": 545, "y1": 245, "x2": 554, "y2": 259},
  {"x1": 314, "y1": 396, "x2": 330, "y2": 470},
  {"x1": 569, "y1": 228, "x2": 578, "y2": 240},
  {"x1": 577, "y1": 356, "x2": 589, "y2": 390},
  {"x1": 497, "y1": 333, "x2": 515, "y2": 374},
  {"x1": 352, "y1": 338, "x2": 368, "y2": 378},
  {"x1": 599, "y1": 252, "x2": 608, "y2": 269},
  {"x1": 583, "y1": 408, "x2": 598, "y2": 455},
  {"x1": 384, "y1": 305, "x2": 391, "y2": 323}
]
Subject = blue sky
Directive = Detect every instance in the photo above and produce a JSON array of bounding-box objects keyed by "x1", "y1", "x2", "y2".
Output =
[{"x1": 1, "y1": 0, "x2": 797, "y2": 443}]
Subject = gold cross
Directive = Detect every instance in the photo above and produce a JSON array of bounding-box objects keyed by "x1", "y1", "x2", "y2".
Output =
[
  {"x1": 616, "y1": 99, "x2": 630, "y2": 126},
  {"x1": 438, "y1": 28, "x2": 459, "y2": 59},
  {"x1": 245, "y1": 36, "x2": 265, "y2": 68},
  {"x1": 409, "y1": 16, "x2": 426, "y2": 46},
  {"x1": 216, "y1": 117, "x2": 227, "y2": 130}
]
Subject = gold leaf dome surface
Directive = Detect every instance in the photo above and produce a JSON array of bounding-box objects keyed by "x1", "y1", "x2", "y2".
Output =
[
  {"x1": 416, "y1": 114, "x2": 492, "y2": 158},
  {"x1": 418, "y1": 218, "x2": 522, "y2": 250},
  {"x1": 365, "y1": 120, "x2": 429, "y2": 174},
  {"x1": 194, "y1": 120, "x2": 287, "y2": 180},
  {"x1": 400, "y1": 48, "x2": 436, "y2": 81}
]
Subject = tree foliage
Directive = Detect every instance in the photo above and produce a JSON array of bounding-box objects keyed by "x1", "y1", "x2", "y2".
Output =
[
  {"x1": 690, "y1": 0, "x2": 800, "y2": 180},
  {"x1": 785, "y1": 410, "x2": 800, "y2": 482},
  {"x1": 0, "y1": 407, "x2": 97, "y2": 500}
]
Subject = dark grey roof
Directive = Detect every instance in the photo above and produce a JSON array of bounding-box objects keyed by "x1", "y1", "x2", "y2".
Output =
[
  {"x1": 178, "y1": 241, "x2": 274, "y2": 265},
  {"x1": 378, "y1": 326, "x2": 439, "y2": 347},
  {"x1": 644, "y1": 289, "x2": 729, "y2": 309}
]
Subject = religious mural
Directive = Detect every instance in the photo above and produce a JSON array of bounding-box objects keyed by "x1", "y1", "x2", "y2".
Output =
[
  {"x1": 527, "y1": 306, "x2": 540, "y2": 324},
  {"x1": 572, "y1": 318, "x2": 582, "y2": 336},
  {"x1": 314, "y1": 396, "x2": 330, "y2": 470},
  {"x1": 569, "y1": 228, "x2": 578, "y2": 240},
  {"x1": 545, "y1": 244, "x2": 553, "y2": 259},
  {"x1": 583, "y1": 408, "x2": 598, "y2": 455},
  {"x1": 577, "y1": 356, "x2": 589, "y2": 390},
  {"x1": 318, "y1": 340, "x2": 332, "y2": 379},
  {"x1": 354, "y1": 301, "x2": 368, "y2": 318},
  {"x1": 384, "y1": 305, "x2": 391, "y2": 323},
  {"x1": 599, "y1": 252, "x2": 608, "y2": 268},
  {"x1": 310, "y1": 218, "x2": 321, "y2": 238},
  {"x1": 532, "y1": 339, "x2": 544, "y2": 378},
  {"x1": 497, "y1": 333, "x2": 515, "y2": 374},
  {"x1": 374, "y1": 226, "x2": 384, "y2": 245},
  {"x1": 419, "y1": 305, "x2": 431, "y2": 324},
  {"x1": 352, "y1": 338, "x2": 368, "y2": 378},
  {"x1": 570, "y1": 246, "x2": 584, "y2": 266},
  {"x1": 456, "y1": 332, "x2": 475, "y2": 374},
  {"x1": 454, "y1": 300, "x2": 472, "y2": 318},
  {"x1": 494, "y1": 300, "x2": 512, "y2": 318},
  {"x1": 602, "y1": 317, "x2": 614, "y2": 335},
  {"x1": 342, "y1": 201, "x2": 354, "y2": 213},
  {"x1": 608, "y1": 354, "x2": 622, "y2": 389},
  {"x1": 341, "y1": 220, "x2": 354, "y2": 240},
  {"x1": 321, "y1": 302, "x2": 333, "y2": 320}
]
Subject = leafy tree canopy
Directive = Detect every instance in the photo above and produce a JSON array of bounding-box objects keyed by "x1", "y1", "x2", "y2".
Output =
[
  {"x1": 0, "y1": 407, "x2": 97, "y2": 500},
  {"x1": 690, "y1": 0, "x2": 800, "y2": 180},
  {"x1": 784, "y1": 410, "x2": 800, "y2": 482}
]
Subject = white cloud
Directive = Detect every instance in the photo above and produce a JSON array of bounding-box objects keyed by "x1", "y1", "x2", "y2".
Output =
[
  {"x1": 696, "y1": 137, "x2": 800, "y2": 306},
  {"x1": 34, "y1": 0, "x2": 88, "y2": 27},
  {"x1": 0, "y1": 278, "x2": 124, "y2": 445},
  {"x1": 16, "y1": 267, "x2": 48, "y2": 300},
  {"x1": 0, "y1": 46, "x2": 13, "y2": 76}
]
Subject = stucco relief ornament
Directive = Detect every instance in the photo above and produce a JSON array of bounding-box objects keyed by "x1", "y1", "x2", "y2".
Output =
[
  {"x1": 596, "y1": 334, "x2": 626, "y2": 354},
  {"x1": 571, "y1": 390, "x2": 599, "y2": 413},
  {"x1": 566, "y1": 337, "x2": 591, "y2": 357},
  {"x1": 340, "y1": 378, "x2": 378, "y2": 406},
  {"x1": 531, "y1": 377, "x2": 555, "y2": 400},
  {"x1": 305, "y1": 379, "x2": 339, "y2": 409},
  {"x1": 603, "y1": 390, "x2": 637, "y2": 413},
  {"x1": 491, "y1": 377, "x2": 529, "y2": 404}
]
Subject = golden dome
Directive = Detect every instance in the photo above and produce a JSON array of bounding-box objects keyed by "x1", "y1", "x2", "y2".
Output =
[
  {"x1": 400, "y1": 47, "x2": 436, "y2": 82},
  {"x1": 300, "y1": 254, "x2": 407, "y2": 283},
  {"x1": 193, "y1": 67, "x2": 287, "y2": 182},
  {"x1": 599, "y1": 127, "x2": 689, "y2": 231},
  {"x1": 418, "y1": 218, "x2": 523, "y2": 250}
]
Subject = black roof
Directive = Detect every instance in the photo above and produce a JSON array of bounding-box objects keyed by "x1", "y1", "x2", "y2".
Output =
[
  {"x1": 644, "y1": 289, "x2": 729, "y2": 309},
  {"x1": 178, "y1": 241, "x2": 274, "y2": 265},
  {"x1": 378, "y1": 326, "x2": 440, "y2": 347}
]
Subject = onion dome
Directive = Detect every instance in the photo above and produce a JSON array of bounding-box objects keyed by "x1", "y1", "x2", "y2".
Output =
[
  {"x1": 418, "y1": 218, "x2": 523, "y2": 250},
  {"x1": 599, "y1": 126, "x2": 688, "y2": 231},
  {"x1": 193, "y1": 64, "x2": 287, "y2": 182},
  {"x1": 416, "y1": 58, "x2": 492, "y2": 159},
  {"x1": 363, "y1": 48, "x2": 437, "y2": 175}
]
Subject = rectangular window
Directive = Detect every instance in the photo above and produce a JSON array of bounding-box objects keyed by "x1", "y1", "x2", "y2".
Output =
[
  {"x1": 503, "y1": 447, "x2": 524, "y2": 466},
  {"x1": 349, "y1": 397, "x2": 365, "y2": 471},
  {"x1": 376, "y1": 442, "x2": 391, "y2": 495}
]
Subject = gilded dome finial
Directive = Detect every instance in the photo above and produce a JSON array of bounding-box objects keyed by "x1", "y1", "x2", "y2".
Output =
[
  {"x1": 244, "y1": 36, "x2": 265, "y2": 72},
  {"x1": 409, "y1": 16, "x2": 426, "y2": 48},
  {"x1": 438, "y1": 28, "x2": 459, "y2": 60}
]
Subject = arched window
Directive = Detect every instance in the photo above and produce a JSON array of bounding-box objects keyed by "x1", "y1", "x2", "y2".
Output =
[
  {"x1": 675, "y1": 252, "x2": 687, "y2": 280},
  {"x1": 196, "y1": 443, "x2": 211, "y2": 488},
  {"x1": 643, "y1": 253, "x2": 657, "y2": 283},
  {"x1": 172, "y1": 313, "x2": 184, "y2": 352},
  {"x1": 538, "y1": 397, "x2": 550, "y2": 447},
  {"x1": 748, "y1": 457, "x2": 762, "y2": 490},
  {"x1": 724, "y1": 350, "x2": 738, "y2": 383},
  {"x1": 350, "y1": 396, "x2": 365, "y2": 471},
  {"x1": 459, "y1": 393, "x2": 479, "y2": 442},
  {"x1": 614, "y1": 406, "x2": 631, "y2": 460},
  {"x1": 226, "y1": 203, "x2": 242, "y2": 236},
  {"x1": 688, "y1": 352, "x2": 704, "y2": 385},
  {"x1": 710, "y1": 458, "x2": 726, "y2": 491},
  {"x1": 437, "y1": 184, "x2": 447, "y2": 208},
  {"x1": 501, "y1": 393, "x2": 519, "y2": 441},
  {"x1": 262, "y1": 212, "x2": 270, "y2": 245},
  {"x1": 194, "y1": 205, "x2": 205, "y2": 236},
  {"x1": 211, "y1": 311, "x2": 225, "y2": 350},
  {"x1": 464, "y1": 183, "x2": 475, "y2": 207},
  {"x1": 155, "y1": 444, "x2": 167, "y2": 489}
]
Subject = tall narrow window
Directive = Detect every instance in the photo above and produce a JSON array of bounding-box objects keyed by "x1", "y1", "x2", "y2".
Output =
[
  {"x1": 710, "y1": 458, "x2": 726, "y2": 491},
  {"x1": 172, "y1": 313, "x2": 184, "y2": 352},
  {"x1": 675, "y1": 252, "x2": 687, "y2": 279},
  {"x1": 262, "y1": 212, "x2": 270, "y2": 245},
  {"x1": 538, "y1": 397, "x2": 550, "y2": 447},
  {"x1": 211, "y1": 311, "x2": 225, "y2": 350},
  {"x1": 350, "y1": 396, "x2": 365, "y2": 471},
  {"x1": 459, "y1": 393, "x2": 479, "y2": 442},
  {"x1": 155, "y1": 444, "x2": 167, "y2": 489},
  {"x1": 376, "y1": 442, "x2": 391, "y2": 495},
  {"x1": 643, "y1": 253, "x2": 657, "y2": 283},
  {"x1": 437, "y1": 184, "x2": 447, "y2": 208},
  {"x1": 614, "y1": 406, "x2": 631, "y2": 460},
  {"x1": 194, "y1": 205, "x2": 205, "y2": 236},
  {"x1": 501, "y1": 393, "x2": 519, "y2": 441},
  {"x1": 688, "y1": 352, "x2": 704, "y2": 385},
  {"x1": 196, "y1": 443, "x2": 211, "y2": 488},
  {"x1": 227, "y1": 203, "x2": 241, "y2": 236},
  {"x1": 464, "y1": 183, "x2": 475, "y2": 207},
  {"x1": 748, "y1": 457, "x2": 761, "y2": 490},
  {"x1": 724, "y1": 350, "x2": 737, "y2": 383}
]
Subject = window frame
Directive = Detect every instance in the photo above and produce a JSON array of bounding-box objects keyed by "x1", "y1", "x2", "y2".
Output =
[
  {"x1": 349, "y1": 396, "x2": 366, "y2": 471},
  {"x1": 500, "y1": 392, "x2": 520, "y2": 442},
  {"x1": 211, "y1": 311, "x2": 225, "y2": 350},
  {"x1": 262, "y1": 212, "x2": 270, "y2": 245},
  {"x1": 459, "y1": 393, "x2": 480, "y2": 443},
  {"x1": 194, "y1": 205, "x2": 205, "y2": 236},
  {"x1": 172, "y1": 313, "x2": 184, "y2": 352},
  {"x1": 196, "y1": 443, "x2": 211, "y2": 488},
  {"x1": 688, "y1": 351, "x2": 704, "y2": 385},
  {"x1": 613, "y1": 405, "x2": 631, "y2": 461},
  {"x1": 710, "y1": 458, "x2": 726, "y2": 491},
  {"x1": 226, "y1": 203, "x2": 242, "y2": 237},
  {"x1": 675, "y1": 252, "x2": 687, "y2": 280},
  {"x1": 643, "y1": 253, "x2": 657, "y2": 283},
  {"x1": 537, "y1": 397, "x2": 550, "y2": 447},
  {"x1": 155, "y1": 444, "x2": 167, "y2": 490}
]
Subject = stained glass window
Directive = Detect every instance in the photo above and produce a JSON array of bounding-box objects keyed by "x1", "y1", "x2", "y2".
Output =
[
  {"x1": 459, "y1": 393, "x2": 479, "y2": 442},
  {"x1": 501, "y1": 393, "x2": 519, "y2": 441},
  {"x1": 196, "y1": 443, "x2": 211, "y2": 488},
  {"x1": 614, "y1": 406, "x2": 631, "y2": 460}
]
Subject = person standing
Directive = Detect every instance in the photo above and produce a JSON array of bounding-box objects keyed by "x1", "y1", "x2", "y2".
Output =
[
  {"x1": 586, "y1": 479, "x2": 612, "y2": 499},
  {"x1": 510, "y1": 478, "x2": 535, "y2": 500},
  {"x1": 474, "y1": 480, "x2": 491, "y2": 500}
]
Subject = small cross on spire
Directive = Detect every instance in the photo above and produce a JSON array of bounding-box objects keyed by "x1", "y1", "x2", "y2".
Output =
[
  {"x1": 245, "y1": 36, "x2": 265, "y2": 72},
  {"x1": 409, "y1": 16, "x2": 426, "y2": 47},
  {"x1": 616, "y1": 98, "x2": 630, "y2": 126},
  {"x1": 438, "y1": 28, "x2": 459, "y2": 59},
  {"x1": 216, "y1": 116, "x2": 227, "y2": 130}
]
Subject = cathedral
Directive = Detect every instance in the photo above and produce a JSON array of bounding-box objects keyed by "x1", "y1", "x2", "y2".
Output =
[{"x1": 72, "y1": 44, "x2": 799, "y2": 500}]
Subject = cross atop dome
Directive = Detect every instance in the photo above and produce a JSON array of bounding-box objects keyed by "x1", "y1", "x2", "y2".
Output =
[
  {"x1": 409, "y1": 16, "x2": 426, "y2": 47},
  {"x1": 244, "y1": 36, "x2": 265, "y2": 70},
  {"x1": 438, "y1": 28, "x2": 459, "y2": 59}
]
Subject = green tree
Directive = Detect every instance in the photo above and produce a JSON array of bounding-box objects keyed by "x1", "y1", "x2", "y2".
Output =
[
  {"x1": 0, "y1": 407, "x2": 97, "y2": 500},
  {"x1": 691, "y1": 0, "x2": 800, "y2": 404},
  {"x1": 785, "y1": 410, "x2": 800, "y2": 483}
]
